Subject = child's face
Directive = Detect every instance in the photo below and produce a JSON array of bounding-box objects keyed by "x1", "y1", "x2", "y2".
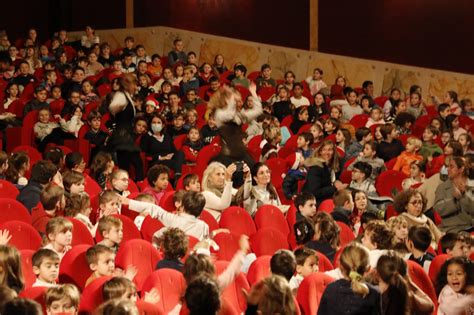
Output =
[
  {"x1": 324, "y1": 120, "x2": 335, "y2": 133},
  {"x1": 162, "y1": 84, "x2": 172, "y2": 93},
  {"x1": 136, "y1": 47, "x2": 145, "y2": 57},
  {"x1": 330, "y1": 107, "x2": 341, "y2": 119},
  {"x1": 235, "y1": 69, "x2": 243, "y2": 78},
  {"x1": 447, "y1": 263, "x2": 466, "y2": 293},
  {"x1": 36, "y1": 90, "x2": 48, "y2": 102},
  {"x1": 174, "y1": 116, "x2": 185, "y2": 128},
  {"x1": 19, "y1": 63, "x2": 30, "y2": 74},
  {"x1": 35, "y1": 258, "x2": 60, "y2": 283},
  {"x1": 89, "y1": 118, "x2": 101, "y2": 131},
  {"x1": 313, "y1": 70, "x2": 322, "y2": 80},
  {"x1": 187, "y1": 112, "x2": 197, "y2": 124},
  {"x1": 208, "y1": 116, "x2": 216, "y2": 128},
  {"x1": 440, "y1": 108, "x2": 450, "y2": 118},
  {"x1": 175, "y1": 41, "x2": 184, "y2": 51},
  {"x1": 70, "y1": 181, "x2": 85, "y2": 194},
  {"x1": 351, "y1": 168, "x2": 365, "y2": 183},
  {"x1": 48, "y1": 72, "x2": 57, "y2": 84},
  {"x1": 125, "y1": 39, "x2": 134, "y2": 49},
  {"x1": 363, "y1": 144, "x2": 375, "y2": 158},
  {"x1": 348, "y1": 92, "x2": 358, "y2": 105},
  {"x1": 186, "y1": 179, "x2": 201, "y2": 192},
  {"x1": 262, "y1": 67, "x2": 271, "y2": 79},
  {"x1": 104, "y1": 226, "x2": 123, "y2": 245},
  {"x1": 186, "y1": 91, "x2": 196, "y2": 101},
  {"x1": 188, "y1": 128, "x2": 200, "y2": 142},
  {"x1": 297, "y1": 255, "x2": 319, "y2": 278},
  {"x1": 298, "y1": 109, "x2": 309, "y2": 122},
  {"x1": 374, "y1": 127, "x2": 382, "y2": 141},
  {"x1": 405, "y1": 141, "x2": 417, "y2": 153},
  {"x1": 47, "y1": 297, "x2": 77, "y2": 315},
  {"x1": 391, "y1": 90, "x2": 401, "y2": 100},
  {"x1": 410, "y1": 94, "x2": 420, "y2": 106},
  {"x1": 51, "y1": 229, "x2": 73, "y2": 248},
  {"x1": 299, "y1": 199, "x2": 317, "y2": 218},
  {"x1": 396, "y1": 101, "x2": 407, "y2": 113},
  {"x1": 354, "y1": 192, "x2": 367, "y2": 210},
  {"x1": 8, "y1": 84, "x2": 19, "y2": 97},
  {"x1": 93, "y1": 252, "x2": 116, "y2": 276},
  {"x1": 210, "y1": 80, "x2": 220, "y2": 91},
  {"x1": 452, "y1": 118, "x2": 459, "y2": 128},
  {"x1": 394, "y1": 223, "x2": 408, "y2": 242},
  {"x1": 134, "y1": 120, "x2": 147, "y2": 134},
  {"x1": 422, "y1": 129, "x2": 434, "y2": 142},
  {"x1": 73, "y1": 107, "x2": 83, "y2": 118},
  {"x1": 297, "y1": 136, "x2": 308, "y2": 149},
  {"x1": 285, "y1": 72, "x2": 295, "y2": 83},
  {"x1": 154, "y1": 173, "x2": 169, "y2": 191},
  {"x1": 101, "y1": 198, "x2": 120, "y2": 215},
  {"x1": 121, "y1": 288, "x2": 138, "y2": 302},
  {"x1": 335, "y1": 130, "x2": 345, "y2": 144},
  {"x1": 409, "y1": 164, "x2": 421, "y2": 178},
  {"x1": 52, "y1": 87, "x2": 62, "y2": 99},
  {"x1": 70, "y1": 92, "x2": 81, "y2": 104},
  {"x1": 113, "y1": 61, "x2": 122, "y2": 71},
  {"x1": 370, "y1": 109, "x2": 382, "y2": 121},
  {"x1": 124, "y1": 56, "x2": 133, "y2": 66},
  {"x1": 362, "y1": 231, "x2": 377, "y2": 250},
  {"x1": 139, "y1": 75, "x2": 149, "y2": 87},
  {"x1": 441, "y1": 132, "x2": 451, "y2": 145},
  {"x1": 450, "y1": 241, "x2": 469, "y2": 258},
  {"x1": 293, "y1": 86, "x2": 303, "y2": 97},
  {"x1": 39, "y1": 110, "x2": 50, "y2": 123},
  {"x1": 169, "y1": 94, "x2": 180, "y2": 107},
  {"x1": 310, "y1": 125, "x2": 322, "y2": 140}
]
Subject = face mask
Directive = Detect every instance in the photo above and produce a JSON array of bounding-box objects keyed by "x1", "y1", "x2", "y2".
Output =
[{"x1": 151, "y1": 123, "x2": 163, "y2": 133}]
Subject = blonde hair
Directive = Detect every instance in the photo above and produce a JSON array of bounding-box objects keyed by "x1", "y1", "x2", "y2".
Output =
[
  {"x1": 201, "y1": 162, "x2": 226, "y2": 192},
  {"x1": 263, "y1": 125, "x2": 281, "y2": 144},
  {"x1": 110, "y1": 169, "x2": 128, "y2": 181},
  {"x1": 45, "y1": 284, "x2": 80, "y2": 310},
  {"x1": 98, "y1": 216, "x2": 122, "y2": 235},
  {"x1": 65, "y1": 192, "x2": 91, "y2": 217},
  {"x1": 258, "y1": 275, "x2": 296, "y2": 315},
  {"x1": 339, "y1": 243, "x2": 370, "y2": 297},
  {"x1": 96, "y1": 299, "x2": 139, "y2": 315},
  {"x1": 99, "y1": 190, "x2": 119, "y2": 206},
  {"x1": 102, "y1": 277, "x2": 136, "y2": 302},
  {"x1": 387, "y1": 216, "x2": 408, "y2": 233},
  {"x1": 45, "y1": 217, "x2": 73, "y2": 243},
  {"x1": 407, "y1": 137, "x2": 422, "y2": 151},
  {"x1": 134, "y1": 193, "x2": 154, "y2": 203}
]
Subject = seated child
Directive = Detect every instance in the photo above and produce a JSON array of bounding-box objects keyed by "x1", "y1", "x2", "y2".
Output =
[
  {"x1": 260, "y1": 125, "x2": 281, "y2": 162},
  {"x1": 289, "y1": 247, "x2": 319, "y2": 292},
  {"x1": 349, "y1": 161, "x2": 377, "y2": 196},
  {"x1": 365, "y1": 106, "x2": 385, "y2": 128},
  {"x1": 401, "y1": 160, "x2": 426, "y2": 191},
  {"x1": 43, "y1": 217, "x2": 73, "y2": 260},
  {"x1": 393, "y1": 136, "x2": 423, "y2": 176},
  {"x1": 45, "y1": 284, "x2": 80, "y2": 315},
  {"x1": 98, "y1": 190, "x2": 121, "y2": 219},
  {"x1": 90, "y1": 151, "x2": 115, "y2": 189},
  {"x1": 23, "y1": 86, "x2": 49, "y2": 117},
  {"x1": 182, "y1": 89, "x2": 203, "y2": 111},
  {"x1": 34, "y1": 108, "x2": 59, "y2": 147},
  {"x1": 419, "y1": 126, "x2": 443, "y2": 160},
  {"x1": 85, "y1": 244, "x2": 116, "y2": 287},
  {"x1": 436, "y1": 257, "x2": 474, "y2": 315},
  {"x1": 97, "y1": 216, "x2": 123, "y2": 253},
  {"x1": 345, "y1": 127, "x2": 372, "y2": 160},
  {"x1": 305, "y1": 67, "x2": 327, "y2": 96},
  {"x1": 184, "y1": 109, "x2": 198, "y2": 131},
  {"x1": 62, "y1": 170, "x2": 85, "y2": 196},
  {"x1": 356, "y1": 221, "x2": 393, "y2": 269},
  {"x1": 142, "y1": 164, "x2": 170, "y2": 204},
  {"x1": 270, "y1": 249, "x2": 296, "y2": 283},
  {"x1": 184, "y1": 276, "x2": 221, "y2": 315},
  {"x1": 65, "y1": 193, "x2": 96, "y2": 236},
  {"x1": 348, "y1": 142, "x2": 386, "y2": 181},
  {"x1": 290, "y1": 106, "x2": 309, "y2": 135},
  {"x1": 331, "y1": 190, "x2": 355, "y2": 229},
  {"x1": 282, "y1": 152, "x2": 306, "y2": 200},
  {"x1": 40, "y1": 106, "x2": 84, "y2": 151},
  {"x1": 183, "y1": 173, "x2": 201, "y2": 192},
  {"x1": 200, "y1": 110, "x2": 219, "y2": 145},
  {"x1": 290, "y1": 83, "x2": 310, "y2": 109},
  {"x1": 182, "y1": 126, "x2": 204, "y2": 164},
  {"x1": 81, "y1": 79, "x2": 99, "y2": 104},
  {"x1": 376, "y1": 123, "x2": 405, "y2": 162},
  {"x1": 0, "y1": 151, "x2": 8, "y2": 180},
  {"x1": 64, "y1": 152, "x2": 85, "y2": 173},
  {"x1": 84, "y1": 110, "x2": 107, "y2": 162},
  {"x1": 167, "y1": 111, "x2": 187, "y2": 138},
  {"x1": 32, "y1": 248, "x2": 60, "y2": 287},
  {"x1": 323, "y1": 117, "x2": 339, "y2": 137},
  {"x1": 294, "y1": 192, "x2": 317, "y2": 223},
  {"x1": 407, "y1": 226, "x2": 434, "y2": 273},
  {"x1": 123, "y1": 190, "x2": 210, "y2": 241},
  {"x1": 297, "y1": 132, "x2": 314, "y2": 159},
  {"x1": 439, "y1": 232, "x2": 469, "y2": 258},
  {"x1": 6, "y1": 151, "x2": 30, "y2": 186},
  {"x1": 102, "y1": 277, "x2": 160, "y2": 304},
  {"x1": 33, "y1": 184, "x2": 65, "y2": 234},
  {"x1": 156, "y1": 227, "x2": 188, "y2": 272},
  {"x1": 386, "y1": 216, "x2": 409, "y2": 255}
]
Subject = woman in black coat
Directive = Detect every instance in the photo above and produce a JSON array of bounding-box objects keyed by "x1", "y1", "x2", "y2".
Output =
[{"x1": 302, "y1": 140, "x2": 346, "y2": 202}]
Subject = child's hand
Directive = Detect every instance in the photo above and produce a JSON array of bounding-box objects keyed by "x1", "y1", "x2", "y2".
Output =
[
  {"x1": 120, "y1": 197, "x2": 130, "y2": 206},
  {"x1": 239, "y1": 235, "x2": 250, "y2": 254},
  {"x1": 249, "y1": 82, "x2": 257, "y2": 96},
  {"x1": 143, "y1": 288, "x2": 160, "y2": 304},
  {"x1": 0, "y1": 229, "x2": 12, "y2": 245},
  {"x1": 124, "y1": 265, "x2": 138, "y2": 280},
  {"x1": 334, "y1": 180, "x2": 347, "y2": 191},
  {"x1": 211, "y1": 228, "x2": 230, "y2": 238}
]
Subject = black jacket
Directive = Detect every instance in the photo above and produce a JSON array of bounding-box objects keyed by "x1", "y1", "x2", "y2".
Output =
[
  {"x1": 302, "y1": 162, "x2": 336, "y2": 202},
  {"x1": 17, "y1": 181, "x2": 43, "y2": 212}
]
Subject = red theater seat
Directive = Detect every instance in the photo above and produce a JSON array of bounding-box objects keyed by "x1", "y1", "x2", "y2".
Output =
[
  {"x1": 141, "y1": 269, "x2": 186, "y2": 314},
  {"x1": 219, "y1": 206, "x2": 256, "y2": 237},
  {"x1": 215, "y1": 261, "x2": 250, "y2": 313},
  {"x1": 296, "y1": 273, "x2": 335, "y2": 315},
  {"x1": 250, "y1": 227, "x2": 289, "y2": 257},
  {"x1": 246, "y1": 255, "x2": 271, "y2": 286},
  {"x1": 0, "y1": 221, "x2": 41, "y2": 250},
  {"x1": 254, "y1": 205, "x2": 290, "y2": 237},
  {"x1": 20, "y1": 249, "x2": 36, "y2": 288},
  {"x1": 59, "y1": 244, "x2": 92, "y2": 291}
]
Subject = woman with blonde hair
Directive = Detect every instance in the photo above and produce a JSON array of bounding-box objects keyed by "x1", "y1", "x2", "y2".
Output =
[
  {"x1": 201, "y1": 161, "x2": 252, "y2": 221},
  {"x1": 318, "y1": 243, "x2": 381, "y2": 314},
  {"x1": 302, "y1": 140, "x2": 346, "y2": 202}
]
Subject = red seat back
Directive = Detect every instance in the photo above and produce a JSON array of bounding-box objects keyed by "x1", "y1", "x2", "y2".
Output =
[
  {"x1": 265, "y1": 158, "x2": 288, "y2": 189},
  {"x1": 246, "y1": 255, "x2": 271, "y2": 286},
  {"x1": 407, "y1": 260, "x2": 438, "y2": 312},
  {"x1": 0, "y1": 198, "x2": 32, "y2": 224},
  {"x1": 349, "y1": 114, "x2": 369, "y2": 129},
  {"x1": 140, "y1": 216, "x2": 165, "y2": 242},
  {"x1": 20, "y1": 249, "x2": 36, "y2": 288},
  {"x1": 219, "y1": 206, "x2": 256, "y2": 237},
  {"x1": 247, "y1": 135, "x2": 263, "y2": 162},
  {"x1": 429, "y1": 254, "x2": 449, "y2": 284},
  {"x1": 59, "y1": 244, "x2": 93, "y2": 291},
  {"x1": 0, "y1": 180, "x2": 20, "y2": 199},
  {"x1": 318, "y1": 199, "x2": 335, "y2": 213},
  {"x1": 173, "y1": 134, "x2": 187, "y2": 151},
  {"x1": 12, "y1": 145, "x2": 42, "y2": 168},
  {"x1": 199, "y1": 210, "x2": 219, "y2": 233},
  {"x1": 19, "y1": 286, "x2": 47, "y2": 313},
  {"x1": 158, "y1": 190, "x2": 176, "y2": 212},
  {"x1": 254, "y1": 205, "x2": 290, "y2": 237},
  {"x1": 115, "y1": 239, "x2": 162, "y2": 291},
  {"x1": 141, "y1": 269, "x2": 186, "y2": 314},
  {"x1": 213, "y1": 232, "x2": 242, "y2": 261},
  {"x1": 136, "y1": 300, "x2": 164, "y2": 315},
  {"x1": 375, "y1": 170, "x2": 408, "y2": 197},
  {"x1": 194, "y1": 144, "x2": 221, "y2": 178},
  {"x1": 215, "y1": 261, "x2": 250, "y2": 313},
  {"x1": 84, "y1": 175, "x2": 102, "y2": 198},
  {"x1": 336, "y1": 221, "x2": 355, "y2": 248},
  {"x1": 250, "y1": 227, "x2": 289, "y2": 257},
  {"x1": 315, "y1": 251, "x2": 334, "y2": 272},
  {"x1": 296, "y1": 272, "x2": 335, "y2": 315},
  {"x1": 0, "y1": 220, "x2": 41, "y2": 250},
  {"x1": 79, "y1": 276, "x2": 112, "y2": 313},
  {"x1": 50, "y1": 99, "x2": 65, "y2": 115},
  {"x1": 67, "y1": 217, "x2": 95, "y2": 246}
]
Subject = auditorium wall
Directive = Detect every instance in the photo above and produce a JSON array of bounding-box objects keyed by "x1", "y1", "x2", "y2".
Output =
[{"x1": 68, "y1": 26, "x2": 474, "y2": 102}]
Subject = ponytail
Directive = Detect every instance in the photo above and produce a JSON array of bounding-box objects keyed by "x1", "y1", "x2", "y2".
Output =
[
  {"x1": 340, "y1": 243, "x2": 370, "y2": 297},
  {"x1": 349, "y1": 270, "x2": 369, "y2": 297},
  {"x1": 377, "y1": 253, "x2": 410, "y2": 313}
]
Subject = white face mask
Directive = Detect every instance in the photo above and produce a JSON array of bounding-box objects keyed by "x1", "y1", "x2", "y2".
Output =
[{"x1": 151, "y1": 123, "x2": 163, "y2": 134}]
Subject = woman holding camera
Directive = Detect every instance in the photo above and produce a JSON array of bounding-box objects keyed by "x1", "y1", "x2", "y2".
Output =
[{"x1": 201, "y1": 161, "x2": 252, "y2": 221}]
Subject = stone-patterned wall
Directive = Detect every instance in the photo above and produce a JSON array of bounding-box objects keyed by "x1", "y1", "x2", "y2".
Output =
[{"x1": 69, "y1": 26, "x2": 474, "y2": 103}]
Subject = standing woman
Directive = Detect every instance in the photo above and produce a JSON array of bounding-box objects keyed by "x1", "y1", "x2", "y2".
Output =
[
  {"x1": 107, "y1": 74, "x2": 144, "y2": 181},
  {"x1": 81, "y1": 26, "x2": 100, "y2": 49},
  {"x1": 243, "y1": 162, "x2": 282, "y2": 216},
  {"x1": 302, "y1": 140, "x2": 346, "y2": 202}
]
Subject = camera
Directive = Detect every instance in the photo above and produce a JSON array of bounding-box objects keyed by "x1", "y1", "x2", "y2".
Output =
[{"x1": 235, "y1": 161, "x2": 244, "y2": 172}]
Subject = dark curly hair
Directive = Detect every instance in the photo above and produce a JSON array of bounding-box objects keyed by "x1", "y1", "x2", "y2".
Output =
[
  {"x1": 365, "y1": 221, "x2": 393, "y2": 250},
  {"x1": 393, "y1": 190, "x2": 427, "y2": 214},
  {"x1": 185, "y1": 276, "x2": 221, "y2": 315},
  {"x1": 435, "y1": 256, "x2": 474, "y2": 295},
  {"x1": 161, "y1": 227, "x2": 188, "y2": 260}
]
